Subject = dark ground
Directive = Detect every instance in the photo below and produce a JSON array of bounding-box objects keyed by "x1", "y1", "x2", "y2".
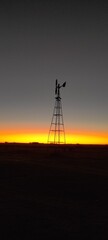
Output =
[{"x1": 0, "y1": 143, "x2": 108, "y2": 239}]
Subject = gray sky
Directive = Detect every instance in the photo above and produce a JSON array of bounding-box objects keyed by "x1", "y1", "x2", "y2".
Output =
[{"x1": 0, "y1": 0, "x2": 108, "y2": 134}]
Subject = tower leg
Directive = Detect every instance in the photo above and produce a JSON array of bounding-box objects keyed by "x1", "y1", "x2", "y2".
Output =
[{"x1": 48, "y1": 97, "x2": 66, "y2": 144}]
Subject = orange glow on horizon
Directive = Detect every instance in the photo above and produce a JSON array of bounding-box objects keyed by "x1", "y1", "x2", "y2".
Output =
[{"x1": 0, "y1": 127, "x2": 108, "y2": 144}]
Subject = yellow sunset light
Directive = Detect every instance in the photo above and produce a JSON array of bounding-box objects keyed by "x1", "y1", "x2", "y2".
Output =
[{"x1": 0, "y1": 128, "x2": 108, "y2": 144}]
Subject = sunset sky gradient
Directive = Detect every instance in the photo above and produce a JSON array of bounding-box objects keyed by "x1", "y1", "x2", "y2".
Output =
[{"x1": 0, "y1": 1, "x2": 108, "y2": 144}]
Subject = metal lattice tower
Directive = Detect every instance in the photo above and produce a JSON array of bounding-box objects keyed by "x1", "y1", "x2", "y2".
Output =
[{"x1": 48, "y1": 79, "x2": 66, "y2": 144}]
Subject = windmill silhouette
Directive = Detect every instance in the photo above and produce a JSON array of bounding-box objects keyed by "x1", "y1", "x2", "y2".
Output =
[{"x1": 48, "y1": 79, "x2": 66, "y2": 144}]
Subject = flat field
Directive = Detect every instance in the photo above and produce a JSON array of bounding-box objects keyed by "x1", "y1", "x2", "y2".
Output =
[{"x1": 0, "y1": 143, "x2": 108, "y2": 239}]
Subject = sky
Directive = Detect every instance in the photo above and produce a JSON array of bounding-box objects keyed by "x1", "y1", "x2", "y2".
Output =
[{"x1": 0, "y1": 0, "x2": 108, "y2": 144}]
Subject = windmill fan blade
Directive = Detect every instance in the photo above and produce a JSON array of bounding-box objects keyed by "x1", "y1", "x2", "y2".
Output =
[
  {"x1": 55, "y1": 88, "x2": 57, "y2": 94},
  {"x1": 62, "y1": 81, "x2": 66, "y2": 87},
  {"x1": 55, "y1": 79, "x2": 58, "y2": 94}
]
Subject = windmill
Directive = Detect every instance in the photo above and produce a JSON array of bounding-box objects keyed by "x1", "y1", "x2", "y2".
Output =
[{"x1": 48, "y1": 79, "x2": 66, "y2": 144}]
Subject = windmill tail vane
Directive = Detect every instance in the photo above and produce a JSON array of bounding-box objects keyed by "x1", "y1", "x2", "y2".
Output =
[{"x1": 48, "y1": 79, "x2": 66, "y2": 144}]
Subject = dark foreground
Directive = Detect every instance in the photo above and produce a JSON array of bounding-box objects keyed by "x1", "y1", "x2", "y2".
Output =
[{"x1": 0, "y1": 143, "x2": 108, "y2": 239}]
